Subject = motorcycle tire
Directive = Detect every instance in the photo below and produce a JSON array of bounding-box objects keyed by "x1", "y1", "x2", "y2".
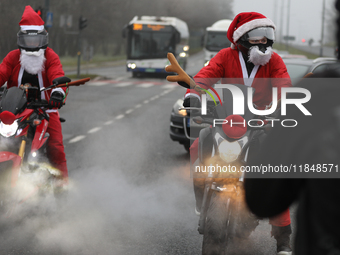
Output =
[{"x1": 202, "y1": 191, "x2": 234, "y2": 255}]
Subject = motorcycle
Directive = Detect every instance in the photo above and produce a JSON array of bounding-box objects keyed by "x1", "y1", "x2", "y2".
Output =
[
  {"x1": 165, "y1": 53, "x2": 269, "y2": 254},
  {"x1": 0, "y1": 77, "x2": 90, "y2": 218}
]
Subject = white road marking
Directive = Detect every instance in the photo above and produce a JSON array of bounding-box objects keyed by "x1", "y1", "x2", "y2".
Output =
[
  {"x1": 139, "y1": 83, "x2": 154, "y2": 88},
  {"x1": 150, "y1": 95, "x2": 159, "y2": 101},
  {"x1": 88, "y1": 127, "x2": 102, "y2": 134},
  {"x1": 69, "y1": 135, "x2": 86, "y2": 143},
  {"x1": 115, "y1": 114, "x2": 124, "y2": 119},
  {"x1": 87, "y1": 81, "x2": 108, "y2": 86},
  {"x1": 66, "y1": 89, "x2": 167, "y2": 144},
  {"x1": 162, "y1": 84, "x2": 176, "y2": 89},
  {"x1": 115, "y1": 82, "x2": 133, "y2": 87},
  {"x1": 116, "y1": 76, "x2": 128, "y2": 81},
  {"x1": 104, "y1": 120, "x2": 114, "y2": 125},
  {"x1": 125, "y1": 109, "x2": 134, "y2": 114}
]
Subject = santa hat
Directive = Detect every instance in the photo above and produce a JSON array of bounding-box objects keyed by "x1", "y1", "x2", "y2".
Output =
[
  {"x1": 19, "y1": 5, "x2": 45, "y2": 31},
  {"x1": 227, "y1": 12, "x2": 275, "y2": 49}
]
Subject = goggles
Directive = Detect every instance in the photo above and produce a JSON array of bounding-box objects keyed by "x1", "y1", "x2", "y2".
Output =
[{"x1": 241, "y1": 27, "x2": 275, "y2": 42}]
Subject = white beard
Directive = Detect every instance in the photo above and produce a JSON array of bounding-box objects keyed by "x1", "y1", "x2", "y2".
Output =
[
  {"x1": 20, "y1": 49, "x2": 46, "y2": 74},
  {"x1": 248, "y1": 46, "x2": 273, "y2": 66}
]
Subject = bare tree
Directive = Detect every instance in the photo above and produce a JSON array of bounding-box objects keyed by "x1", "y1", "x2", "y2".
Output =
[{"x1": 0, "y1": 0, "x2": 234, "y2": 59}]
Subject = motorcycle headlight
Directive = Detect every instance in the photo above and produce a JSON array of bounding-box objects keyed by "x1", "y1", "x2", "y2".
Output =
[
  {"x1": 0, "y1": 120, "x2": 19, "y2": 137},
  {"x1": 218, "y1": 140, "x2": 242, "y2": 163}
]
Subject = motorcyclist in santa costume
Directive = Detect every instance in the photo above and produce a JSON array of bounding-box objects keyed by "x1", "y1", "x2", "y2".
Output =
[
  {"x1": 0, "y1": 6, "x2": 69, "y2": 187},
  {"x1": 183, "y1": 12, "x2": 293, "y2": 255}
]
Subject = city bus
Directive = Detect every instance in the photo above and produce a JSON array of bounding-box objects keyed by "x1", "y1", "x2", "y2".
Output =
[{"x1": 123, "y1": 16, "x2": 189, "y2": 77}]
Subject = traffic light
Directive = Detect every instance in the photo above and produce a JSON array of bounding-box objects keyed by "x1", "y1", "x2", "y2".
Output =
[
  {"x1": 79, "y1": 16, "x2": 87, "y2": 30},
  {"x1": 35, "y1": 6, "x2": 43, "y2": 18}
]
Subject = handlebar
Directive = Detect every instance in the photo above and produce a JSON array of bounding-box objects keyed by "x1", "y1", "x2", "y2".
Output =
[
  {"x1": 27, "y1": 99, "x2": 49, "y2": 109},
  {"x1": 41, "y1": 77, "x2": 91, "y2": 92}
]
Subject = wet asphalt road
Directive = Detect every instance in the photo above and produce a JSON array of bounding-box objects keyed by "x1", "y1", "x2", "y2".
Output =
[{"x1": 0, "y1": 51, "x2": 297, "y2": 255}]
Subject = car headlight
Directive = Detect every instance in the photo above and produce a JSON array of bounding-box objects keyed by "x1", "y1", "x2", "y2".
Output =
[
  {"x1": 179, "y1": 52, "x2": 186, "y2": 58},
  {"x1": 173, "y1": 99, "x2": 187, "y2": 116},
  {"x1": 218, "y1": 140, "x2": 242, "y2": 163},
  {"x1": 0, "y1": 120, "x2": 19, "y2": 137},
  {"x1": 177, "y1": 108, "x2": 187, "y2": 116},
  {"x1": 183, "y1": 45, "x2": 189, "y2": 51}
]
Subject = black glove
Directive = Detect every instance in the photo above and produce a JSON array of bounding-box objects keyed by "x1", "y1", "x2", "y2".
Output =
[
  {"x1": 52, "y1": 76, "x2": 71, "y2": 86},
  {"x1": 178, "y1": 80, "x2": 190, "y2": 89},
  {"x1": 49, "y1": 92, "x2": 64, "y2": 109},
  {"x1": 177, "y1": 74, "x2": 193, "y2": 89},
  {"x1": 183, "y1": 96, "x2": 201, "y2": 108}
]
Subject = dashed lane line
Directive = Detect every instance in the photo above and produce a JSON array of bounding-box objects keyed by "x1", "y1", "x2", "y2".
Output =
[
  {"x1": 104, "y1": 120, "x2": 114, "y2": 125},
  {"x1": 125, "y1": 109, "x2": 134, "y2": 114},
  {"x1": 88, "y1": 127, "x2": 102, "y2": 134},
  {"x1": 69, "y1": 135, "x2": 86, "y2": 143},
  {"x1": 115, "y1": 114, "x2": 125, "y2": 120},
  {"x1": 67, "y1": 88, "x2": 177, "y2": 144}
]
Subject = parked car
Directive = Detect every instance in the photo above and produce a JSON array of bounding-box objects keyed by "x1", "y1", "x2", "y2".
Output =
[
  {"x1": 283, "y1": 57, "x2": 337, "y2": 85},
  {"x1": 169, "y1": 98, "x2": 210, "y2": 152},
  {"x1": 281, "y1": 54, "x2": 307, "y2": 59}
]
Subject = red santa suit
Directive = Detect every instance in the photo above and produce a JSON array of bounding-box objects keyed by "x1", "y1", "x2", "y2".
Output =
[
  {"x1": 0, "y1": 6, "x2": 69, "y2": 181},
  {"x1": 188, "y1": 12, "x2": 292, "y2": 229},
  {"x1": 186, "y1": 47, "x2": 291, "y2": 109}
]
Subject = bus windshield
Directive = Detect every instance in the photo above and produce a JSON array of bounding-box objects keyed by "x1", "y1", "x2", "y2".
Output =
[
  {"x1": 205, "y1": 31, "x2": 231, "y2": 51},
  {"x1": 128, "y1": 30, "x2": 176, "y2": 59}
]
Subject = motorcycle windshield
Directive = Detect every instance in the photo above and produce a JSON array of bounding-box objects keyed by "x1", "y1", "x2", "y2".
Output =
[{"x1": 0, "y1": 87, "x2": 27, "y2": 115}]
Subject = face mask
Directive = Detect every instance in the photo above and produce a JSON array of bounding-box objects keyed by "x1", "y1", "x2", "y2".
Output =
[
  {"x1": 21, "y1": 49, "x2": 44, "y2": 56},
  {"x1": 240, "y1": 39, "x2": 273, "y2": 53}
]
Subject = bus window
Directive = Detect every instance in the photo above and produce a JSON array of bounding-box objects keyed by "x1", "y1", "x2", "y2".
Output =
[{"x1": 129, "y1": 30, "x2": 175, "y2": 59}]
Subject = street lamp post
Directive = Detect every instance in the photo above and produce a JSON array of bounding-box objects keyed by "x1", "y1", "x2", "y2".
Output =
[
  {"x1": 320, "y1": 0, "x2": 326, "y2": 57},
  {"x1": 280, "y1": 0, "x2": 284, "y2": 43},
  {"x1": 286, "y1": 0, "x2": 291, "y2": 50}
]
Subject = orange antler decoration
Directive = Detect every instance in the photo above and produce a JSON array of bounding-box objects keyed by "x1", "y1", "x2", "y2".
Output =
[{"x1": 165, "y1": 53, "x2": 205, "y2": 95}]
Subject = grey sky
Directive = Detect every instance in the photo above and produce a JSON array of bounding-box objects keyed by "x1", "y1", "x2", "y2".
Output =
[{"x1": 233, "y1": 0, "x2": 337, "y2": 45}]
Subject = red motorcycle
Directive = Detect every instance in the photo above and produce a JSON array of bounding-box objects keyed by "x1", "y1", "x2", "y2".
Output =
[{"x1": 0, "y1": 77, "x2": 89, "y2": 217}]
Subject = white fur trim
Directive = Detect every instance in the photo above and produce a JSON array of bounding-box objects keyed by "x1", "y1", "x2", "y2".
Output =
[
  {"x1": 184, "y1": 93, "x2": 201, "y2": 101},
  {"x1": 51, "y1": 88, "x2": 65, "y2": 96},
  {"x1": 233, "y1": 18, "x2": 276, "y2": 43},
  {"x1": 238, "y1": 51, "x2": 259, "y2": 86},
  {"x1": 20, "y1": 25, "x2": 44, "y2": 31},
  {"x1": 38, "y1": 72, "x2": 45, "y2": 99},
  {"x1": 18, "y1": 67, "x2": 24, "y2": 87},
  {"x1": 231, "y1": 43, "x2": 236, "y2": 49},
  {"x1": 46, "y1": 109, "x2": 58, "y2": 113}
]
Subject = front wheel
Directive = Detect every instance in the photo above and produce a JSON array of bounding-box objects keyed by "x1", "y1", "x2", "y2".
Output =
[
  {"x1": 202, "y1": 191, "x2": 234, "y2": 255},
  {"x1": 184, "y1": 143, "x2": 190, "y2": 152}
]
